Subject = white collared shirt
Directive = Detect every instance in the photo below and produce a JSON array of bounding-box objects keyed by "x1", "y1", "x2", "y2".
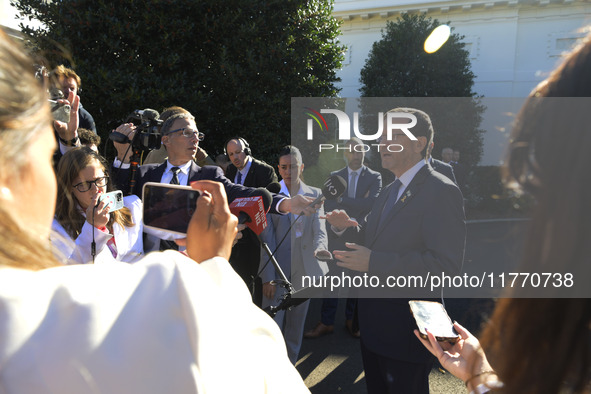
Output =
[
  {"x1": 161, "y1": 160, "x2": 192, "y2": 185},
  {"x1": 394, "y1": 159, "x2": 427, "y2": 202},
  {"x1": 235, "y1": 156, "x2": 252, "y2": 185},
  {"x1": 279, "y1": 180, "x2": 305, "y2": 238},
  {"x1": 347, "y1": 166, "x2": 362, "y2": 197}
]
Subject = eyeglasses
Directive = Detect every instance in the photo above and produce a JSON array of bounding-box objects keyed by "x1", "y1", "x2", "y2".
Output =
[
  {"x1": 73, "y1": 176, "x2": 109, "y2": 192},
  {"x1": 167, "y1": 128, "x2": 205, "y2": 141},
  {"x1": 376, "y1": 133, "x2": 406, "y2": 144}
]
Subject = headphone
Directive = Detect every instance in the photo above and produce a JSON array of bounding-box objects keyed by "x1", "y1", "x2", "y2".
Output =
[{"x1": 224, "y1": 137, "x2": 251, "y2": 160}]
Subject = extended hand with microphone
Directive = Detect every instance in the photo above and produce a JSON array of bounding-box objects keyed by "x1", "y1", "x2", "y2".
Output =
[
  {"x1": 260, "y1": 175, "x2": 347, "y2": 317},
  {"x1": 228, "y1": 188, "x2": 273, "y2": 235}
]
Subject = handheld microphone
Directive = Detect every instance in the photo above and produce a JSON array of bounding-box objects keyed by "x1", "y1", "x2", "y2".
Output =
[
  {"x1": 265, "y1": 182, "x2": 282, "y2": 194},
  {"x1": 229, "y1": 188, "x2": 273, "y2": 235},
  {"x1": 308, "y1": 174, "x2": 347, "y2": 207}
]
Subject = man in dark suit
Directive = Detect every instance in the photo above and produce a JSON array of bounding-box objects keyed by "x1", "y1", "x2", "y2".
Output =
[
  {"x1": 325, "y1": 108, "x2": 466, "y2": 393},
  {"x1": 428, "y1": 142, "x2": 457, "y2": 184},
  {"x1": 224, "y1": 137, "x2": 278, "y2": 301},
  {"x1": 304, "y1": 137, "x2": 382, "y2": 339},
  {"x1": 451, "y1": 149, "x2": 467, "y2": 194},
  {"x1": 111, "y1": 112, "x2": 313, "y2": 252}
]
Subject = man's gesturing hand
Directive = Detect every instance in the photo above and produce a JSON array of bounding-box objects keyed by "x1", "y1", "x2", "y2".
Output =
[{"x1": 185, "y1": 180, "x2": 238, "y2": 263}]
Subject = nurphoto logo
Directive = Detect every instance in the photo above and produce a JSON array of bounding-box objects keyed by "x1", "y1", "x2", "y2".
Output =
[{"x1": 304, "y1": 108, "x2": 418, "y2": 152}]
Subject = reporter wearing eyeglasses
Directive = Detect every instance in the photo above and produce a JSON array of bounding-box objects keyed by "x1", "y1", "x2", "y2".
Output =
[
  {"x1": 52, "y1": 147, "x2": 144, "y2": 264},
  {"x1": 111, "y1": 111, "x2": 311, "y2": 252}
]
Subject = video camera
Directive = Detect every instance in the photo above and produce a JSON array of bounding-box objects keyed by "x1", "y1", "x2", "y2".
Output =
[{"x1": 110, "y1": 108, "x2": 163, "y2": 152}]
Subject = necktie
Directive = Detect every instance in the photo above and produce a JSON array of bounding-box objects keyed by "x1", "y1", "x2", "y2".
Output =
[
  {"x1": 170, "y1": 167, "x2": 180, "y2": 185},
  {"x1": 161, "y1": 167, "x2": 181, "y2": 251},
  {"x1": 378, "y1": 179, "x2": 402, "y2": 228},
  {"x1": 348, "y1": 171, "x2": 358, "y2": 198},
  {"x1": 236, "y1": 171, "x2": 242, "y2": 185}
]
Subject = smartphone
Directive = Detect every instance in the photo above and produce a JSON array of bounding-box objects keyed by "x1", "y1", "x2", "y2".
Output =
[
  {"x1": 409, "y1": 300, "x2": 460, "y2": 344},
  {"x1": 49, "y1": 99, "x2": 71, "y2": 123},
  {"x1": 142, "y1": 182, "x2": 201, "y2": 236},
  {"x1": 315, "y1": 250, "x2": 334, "y2": 262},
  {"x1": 98, "y1": 190, "x2": 124, "y2": 212}
]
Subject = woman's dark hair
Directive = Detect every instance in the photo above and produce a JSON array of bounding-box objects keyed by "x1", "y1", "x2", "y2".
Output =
[{"x1": 481, "y1": 34, "x2": 591, "y2": 393}]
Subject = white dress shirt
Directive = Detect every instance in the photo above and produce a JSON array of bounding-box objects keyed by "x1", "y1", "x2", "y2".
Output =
[{"x1": 235, "y1": 156, "x2": 252, "y2": 184}]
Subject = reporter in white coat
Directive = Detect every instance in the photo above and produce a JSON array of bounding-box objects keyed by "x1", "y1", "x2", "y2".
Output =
[{"x1": 0, "y1": 28, "x2": 309, "y2": 394}]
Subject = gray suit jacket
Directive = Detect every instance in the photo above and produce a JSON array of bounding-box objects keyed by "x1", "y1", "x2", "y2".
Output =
[{"x1": 259, "y1": 182, "x2": 329, "y2": 288}]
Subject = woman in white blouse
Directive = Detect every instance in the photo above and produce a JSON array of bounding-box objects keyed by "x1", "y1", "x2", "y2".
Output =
[
  {"x1": 0, "y1": 28, "x2": 308, "y2": 394},
  {"x1": 52, "y1": 147, "x2": 143, "y2": 264}
]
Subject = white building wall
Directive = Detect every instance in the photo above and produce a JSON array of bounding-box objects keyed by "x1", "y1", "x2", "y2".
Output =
[{"x1": 333, "y1": 0, "x2": 591, "y2": 164}]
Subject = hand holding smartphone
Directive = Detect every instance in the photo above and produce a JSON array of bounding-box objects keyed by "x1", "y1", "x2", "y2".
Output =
[
  {"x1": 142, "y1": 182, "x2": 201, "y2": 236},
  {"x1": 315, "y1": 250, "x2": 334, "y2": 262},
  {"x1": 98, "y1": 190, "x2": 124, "y2": 212},
  {"x1": 409, "y1": 300, "x2": 460, "y2": 344}
]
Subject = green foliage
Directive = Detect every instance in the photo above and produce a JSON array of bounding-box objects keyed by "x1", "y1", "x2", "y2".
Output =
[
  {"x1": 464, "y1": 165, "x2": 534, "y2": 219},
  {"x1": 12, "y1": 0, "x2": 345, "y2": 163},
  {"x1": 359, "y1": 13, "x2": 484, "y2": 169}
]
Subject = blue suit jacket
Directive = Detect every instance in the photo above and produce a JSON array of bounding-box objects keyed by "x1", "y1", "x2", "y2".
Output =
[
  {"x1": 349, "y1": 164, "x2": 466, "y2": 363},
  {"x1": 324, "y1": 165, "x2": 382, "y2": 220},
  {"x1": 324, "y1": 165, "x2": 382, "y2": 256},
  {"x1": 112, "y1": 161, "x2": 285, "y2": 214},
  {"x1": 430, "y1": 158, "x2": 457, "y2": 185}
]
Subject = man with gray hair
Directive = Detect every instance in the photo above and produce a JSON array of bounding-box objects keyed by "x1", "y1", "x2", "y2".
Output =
[{"x1": 111, "y1": 111, "x2": 315, "y2": 253}]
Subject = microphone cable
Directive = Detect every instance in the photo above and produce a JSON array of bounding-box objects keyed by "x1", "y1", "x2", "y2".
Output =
[
  {"x1": 255, "y1": 200, "x2": 311, "y2": 284},
  {"x1": 91, "y1": 205, "x2": 96, "y2": 264}
]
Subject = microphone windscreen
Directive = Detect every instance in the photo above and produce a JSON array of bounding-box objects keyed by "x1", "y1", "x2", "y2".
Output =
[
  {"x1": 266, "y1": 182, "x2": 282, "y2": 194},
  {"x1": 252, "y1": 188, "x2": 273, "y2": 212},
  {"x1": 322, "y1": 175, "x2": 347, "y2": 200},
  {"x1": 142, "y1": 108, "x2": 160, "y2": 120},
  {"x1": 229, "y1": 196, "x2": 268, "y2": 235}
]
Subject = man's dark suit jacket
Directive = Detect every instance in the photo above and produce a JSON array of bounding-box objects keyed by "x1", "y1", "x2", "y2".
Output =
[
  {"x1": 224, "y1": 158, "x2": 278, "y2": 294},
  {"x1": 112, "y1": 160, "x2": 284, "y2": 214},
  {"x1": 430, "y1": 158, "x2": 457, "y2": 184},
  {"x1": 451, "y1": 161, "x2": 467, "y2": 193},
  {"x1": 322, "y1": 165, "x2": 382, "y2": 307},
  {"x1": 324, "y1": 165, "x2": 382, "y2": 261},
  {"x1": 225, "y1": 158, "x2": 277, "y2": 190},
  {"x1": 347, "y1": 164, "x2": 465, "y2": 364},
  {"x1": 324, "y1": 165, "x2": 382, "y2": 221}
]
